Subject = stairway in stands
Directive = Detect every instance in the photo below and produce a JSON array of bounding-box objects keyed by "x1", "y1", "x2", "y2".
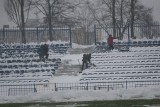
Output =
[
  {"x1": 55, "y1": 46, "x2": 94, "y2": 76},
  {"x1": 68, "y1": 46, "x2": 95, "y2": 54},
  {"x1": 55, "y1": 64, "x2": 81, "y2": 76}
]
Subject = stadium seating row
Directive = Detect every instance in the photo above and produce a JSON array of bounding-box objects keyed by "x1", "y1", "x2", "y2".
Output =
[
  {"x1": 0, "y1": 58, "x2": 60, "y2": 64},
  {"x1": 96, "y1": 40, "x2": 160, "y2": 46},
  {"x1": 91, "y1": 54, "x2": 160, "y2": 60},
  {"x1": 89, "y1": 64, "x2": 160, "y2": 70},
  {"x1": 0, "y1": 73, "x2": 53, "y2": 78},
  {"x1": 0, "y1": 43, "x2": 70, "y2": 49},
  {"x1": 92, "y1": 57, "x2": 160, "y2": 64},
  {"x1": 80, "y1": 76, "x2": 160, "y2": 81},
  {"x1": 0, "y1": 43, "x2": 70, "y2": 55},
  {"x1": 95, "y1": 40, "x2": 160, "y2": 53},
  {"x1": 93, "y1": 47, "x2": 160, "y2": 54},
  {"x1": 0, "y1": 79, "x2": 50, "y2": 84},
  {"x1": 82, "y1": 70, "x2": 160, "y2": 76},
  {"x1": 0, "y1": 68, "x2": 55, "y2": 75},
  {"x1": 0, "y1": 63, "x2": 59, "y2": 69}
]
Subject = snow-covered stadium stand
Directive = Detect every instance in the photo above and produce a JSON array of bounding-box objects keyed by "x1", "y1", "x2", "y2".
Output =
[
  {"x1": 79, "y1": 41, "x2": 160, "y2": 82},
  {"x1": 95, "y1": 40, "x2": 160, "y2": 52},
  {"x1": 0, "y1": 43, "x2": 70, "y2": 84}
]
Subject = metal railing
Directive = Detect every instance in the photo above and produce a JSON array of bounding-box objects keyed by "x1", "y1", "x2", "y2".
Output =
[
  {"x1": 0, "y1": 26, "x2": 71, "y2": 44},
  {"x1": 0, "y1": 80, "x2": 160, "y2": 96},
  {"x1": 0, "y1": 22, "x2": 160, "y2": 45},
  {"x1": 95, "y1": 22, "x2": 160, "y2": 44}
]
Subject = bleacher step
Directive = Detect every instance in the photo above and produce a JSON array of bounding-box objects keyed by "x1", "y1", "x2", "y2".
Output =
[
  {"x1": 55, "y1": 65, "x2": 81, "y2": 76},
  {"x1": 68, "y1": 46, "x2": 95, "y2": 54}
]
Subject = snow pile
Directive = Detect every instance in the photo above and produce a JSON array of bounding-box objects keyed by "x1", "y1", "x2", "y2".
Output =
[
  {"x1": 61, "y1": 54, "x2": 83, "y2": 65},
  {"x1": 0, "y1": 86, "x2": 160, "y2": 103}
]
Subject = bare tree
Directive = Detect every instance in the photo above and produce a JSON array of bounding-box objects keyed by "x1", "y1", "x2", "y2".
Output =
[
  {"x1": 112, "y1": 0, "x2": 116, "y2": 37},
  {"x1": 86, "y1": 0, "x2": 110, "y2": 35},
  {"x1": 130, "y1": 0, "x2": 137, "y2": 39},
  {"x1": 134, "y1": 2, "x2": 154, "y2": 39},
  {"x1": 32, "y1": 0, "x2": 80, "y2": 41},
  {"x1": 21, "y1": 0, "x2": 25, "y2": 43},
  {"x1": 87, "y1": 0, "x2": 154, "y2": 39},
  {"x1": 4, "y1": 0, "x2": 32, "y2": 43},
  {"x1": 72, "y1": 0, "x2": 95, "y2": 44}
]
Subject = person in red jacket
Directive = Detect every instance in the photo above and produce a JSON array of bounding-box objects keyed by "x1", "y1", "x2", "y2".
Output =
[{"x1": 107, "y1": 34, "x2": 117, "y2": 50}]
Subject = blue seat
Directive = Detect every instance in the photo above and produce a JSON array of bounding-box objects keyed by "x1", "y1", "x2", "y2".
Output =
[
  {"x1": 26, "y1": 45, "x2": 30, "y2": 49},
  {"x1": 153, "y1": 41, "x2": 158, "y2": 44},
  {"x1": 55, "y1": 44, "x2": 59, "y2": 47},
  {"x1": 102, "y1": 42, "x2": 106, "y2": 45},
  {"x1": 50, "y1": 64, "x2": 54, "y2": 67},
  {"x1": 5, "y1": 70, "x2": 11, "y2": 74},
  {"x1": 35, "y1": 69, "x2": 40, "y2": 73},
  {"x1": 0, "y1": 71, "x2": 4, "y2": 74},
  {"x1": 53, "y1": 64, "x2": 58, "y2": 69},
  {"x1": 96, "y1": 42, "x2": 101, "y2": 46},
  {"x1": 138, "y1": 41, "x2": 142, "y2": 45},
  {"x1": 20, "y1": 70, "x2": 25, "y2": 74},
  {"x1": 29, "y1": 55, "x2": 34, "y2": 57},
  {"x1": 7, "y1": 60, "x2": 12, "y2": 63},
  {"x1": 54, "y1": 63, "x2": 58, "y2": 66},
  {"x1": 57, "y1": 58, "x2": 61, "y2": 62},
  {"x1": 14, "y1": 70, "x2": 20, "y2": 74},
  {"x1": 120, "y1": 42, "x2": 127, "y2": 46},
  {"x1": 43, "y1": 64, "x2": 48, "y2": 67},
  {"x1": 32, "y1": 64, "x2": 38, "y2": 67},
  {"x1": 143, "y1": 41, "x2": 147, "y2": 45},
  {"x1": 32, "y1": 59, "x2": 37, "y2": 62},
  {"x1": 51, "y1": 69, "x2": 55, "y2": 72},
  {"x1": 60, "y1": 44, "x2": 64, "y2": 47},
  {"x1": 46, "y1": 69, "x2": 50, "y2": 72},
  {"x1": 41, "y1": 69, "x2": 45, "y2": 72},
  {"x1": 148, "y1": 41, "x2": 152, "y2": 45},
  {"x1": 8, "y1": 65, "x2": 12, "y2": 68},
  {"x1": 2, "y1": 65, "x2": 7, "y2": 68},
  {"x1": 35, "y1": 45, "x2": 40, "y2": 48},
  {"x1": 133, "y1": 41, "x2": 137, "y2": 45},
  {"x1": 24, "y1": 65, "x2": 28, "y2": 68},
  {"x1": 16, "y1": 45, "x2": 21, "y2": 49},
  {"x1": 13, "y1": 65, "x2": 18, "y2": 68}
]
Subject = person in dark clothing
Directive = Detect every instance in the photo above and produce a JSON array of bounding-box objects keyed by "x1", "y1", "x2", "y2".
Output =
[
  {"x1": 81, "y1": 53, "x2": 92, "y2": 71},
  {"x1": 107, "y1": 35, "x2": 117, "y2": 50},
  {"x1": 81, "y1": 54, "x2": 88, "y2": 71},
  {"x1": 37, "y1": 44, "x2": 49, "y2": 62},
  {"x1": 43, "y1": 44, "x2": 49, "y2": 59},
  {"x1": 86, "y1": 53, "x2": 91, "y2": 63}
]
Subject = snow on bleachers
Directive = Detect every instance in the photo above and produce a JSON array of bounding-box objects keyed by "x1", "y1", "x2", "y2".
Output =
[
  {"x1": 0, "y1": 43, "x2": 69, "y2": 84},
  {"x1": 95, "y1": 40, "x2": 160, "y2": 53},
  {"x1": 92, "y1": 59, "x2": 160, "y2": 66},
  {"x1": 114, "y1": 40, "x2": 160, "y2": 47},
  {"x1": 79, "y1": 45, "x2": 160, "y2": 82}
]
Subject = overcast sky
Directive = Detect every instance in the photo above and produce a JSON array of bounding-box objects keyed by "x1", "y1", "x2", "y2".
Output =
[{"x1": 0, "y1": 0, "x2": 160, "y2": 28}]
